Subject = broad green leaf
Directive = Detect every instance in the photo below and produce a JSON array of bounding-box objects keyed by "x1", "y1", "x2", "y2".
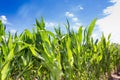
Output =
[
  {"x1": 108, "y1": 33, "x2": 111, "y2": 40},
  {"x1": 29, "y1": 46, "x2": 45, "y2": 61},
  {"x1": 1, "y1": 62, "x2": 10, "y2": 80},
  {"x1": 88, "y1": 19, "x2": 97, "y2": 37},
  {"x1": 0, "y1": 20, "x2": 5, "y2": 37},
  {"x1": 36, "y1": 17, "x2": 45, "y2": 30},
  {"x1": 7, "y1": 48, "x2": 14, "y2": 61},
  {"x1": 78, "y1": 26, "x2": 82, "y2": 44},
  {"x1": 66, "y1": 37, "x2": 73, "y2": 66},
  {"x1": 21, "y1": 56, "x2": 27, "y2": 66},
  {"x1": 8, "y1": 32, "x2": 13, "y2": 50}
]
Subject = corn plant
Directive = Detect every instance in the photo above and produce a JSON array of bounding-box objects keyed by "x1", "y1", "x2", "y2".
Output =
[{"x1": 0, "y1": 18, "x2": 120, "y2": 80}]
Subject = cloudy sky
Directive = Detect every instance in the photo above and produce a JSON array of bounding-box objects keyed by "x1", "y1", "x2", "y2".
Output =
[{"x1": 0, "y1": 0, "x2": 120, "y2": 43}]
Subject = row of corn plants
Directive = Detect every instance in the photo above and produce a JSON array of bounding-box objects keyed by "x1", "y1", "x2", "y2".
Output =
[{"x1": 0, "y1": 18, "x2": 120, "y2": 80}]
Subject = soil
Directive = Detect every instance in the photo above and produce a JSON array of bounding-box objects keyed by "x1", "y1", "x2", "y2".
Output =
[{"x1": 108, "y1": 68, "x2": 120, "y2": 80}]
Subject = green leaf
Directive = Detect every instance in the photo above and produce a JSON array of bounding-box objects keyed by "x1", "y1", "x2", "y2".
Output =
[
  {"x1": 65, "y1": 19, "x2": 71, "y2": 36},
  {"x1": 66, "y1": 37, "x2": 73, "y2": 66},
  {"x1": 29, "y1": 46, "x2": 45, "y2": 61},
  {"x1": 21, "y1": 56, "x2": 27, "y2": 66},
  {"x1": 0, "y1": 20, "x2": 5, "y2": 37},
  {"x1": 108, "y1": 33, "x2": 111, "y2": 40},
  {"x1": 1, "y1": 62, "x2": 10, "y2": 80},
  {"x1": 88, "y1": 18, "x2": 97, "y2": 37},
  {"x1": 78, "y1": 26, "x2": 82, "y2": 44},
  {"x1": 36, "y1": 17, "x2": 45, "y2": 30},
  {"x1": 7, "y1": 48, "x2": 14, "y2": 61},
  {"x1": 8, "y1": 32, "x2": 13, "y2": 50}
]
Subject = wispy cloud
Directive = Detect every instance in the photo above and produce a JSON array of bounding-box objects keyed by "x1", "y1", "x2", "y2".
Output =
[
  {"x1": 77, "y1": 5, "x2": 84, "y2": 10},
  {"x1": 65, "y1": 12, "x2": 74, "y2": 18},
  {"x1": 18, "y1": 4, "x2": 30, "y2": 18},
  {"x1": 96, "y1": 0, "x2": 120, "y2": 43},
  {"x1": 71, "y1": 5, "x2": 84, "y2": 12},
  {"x1": 72, "y1": 17, "x2": 78, "y2": 22},
  {"x1": 17, "y1": 3, "x2": 42, "y2": 19}
]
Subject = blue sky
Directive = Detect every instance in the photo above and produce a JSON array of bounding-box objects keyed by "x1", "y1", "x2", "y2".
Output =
[{"x1": 0, "y1": 0, "x2": 120, "y2": 43}]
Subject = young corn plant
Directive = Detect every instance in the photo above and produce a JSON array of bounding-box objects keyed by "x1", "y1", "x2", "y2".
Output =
[{"x1": 0, "y1": 18, "x2": 120, "y2": 80}]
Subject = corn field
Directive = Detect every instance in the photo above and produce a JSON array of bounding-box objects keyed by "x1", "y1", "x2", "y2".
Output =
[{"x1": 0, "y1": 18, "x2": 120, "y2": 80}]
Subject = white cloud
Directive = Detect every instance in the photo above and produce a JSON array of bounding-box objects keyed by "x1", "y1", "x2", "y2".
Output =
[
  {"x1": 65, "y1": 12, "x2": 74, "y2": 18},
  {"x1": 71, "y1": 4, "x2": 84, "y2": 13},
  {"x1": 72, "y1": 17, "x2": 78, "y2": 22},
  {"x1": 0, "y1": 15, "x2": 12, "y2": 25},
  {"x1": 77, "y1": 5, "x2": 84, "y2": 10},
  {"x1": 65, "y1": 11, "x2": 82, "y2": 31},
  {"x1": 45, "y1": 22, "x2": 57, "y2": 27},
  {"x1": 96, "y1": 0, "x2": 120, "y2": 43},
  {"x1": 73, "y1": 22, "x2": 82, "y2": 31},
  {"x1": 71, "y1": 5, "x2": 84, "y2": 12},
  {"x1": 73, "y1": 26, "x2": 79, "y2": 31},
  {"x1": 110, "y1": 0, "x2": 120, "y2": 3},
  {"x1": 65, "y1": 12, "x2": 78, "y2": 22},
  {"x1": 0, "y1": 15, "x2": 7, "y2": 24},
  {"x1": 10, "y1": 29, "x2": 17, "y2": 34},
  {"x1": 75, "y1": 22, "x2": 81, "y2": 26},
  {"x1": 92, "y1": 33, "x2": 98, "y2": 40},
  {"x1": 79, "y1": 6, "x2": 84, "y2": 10}
]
